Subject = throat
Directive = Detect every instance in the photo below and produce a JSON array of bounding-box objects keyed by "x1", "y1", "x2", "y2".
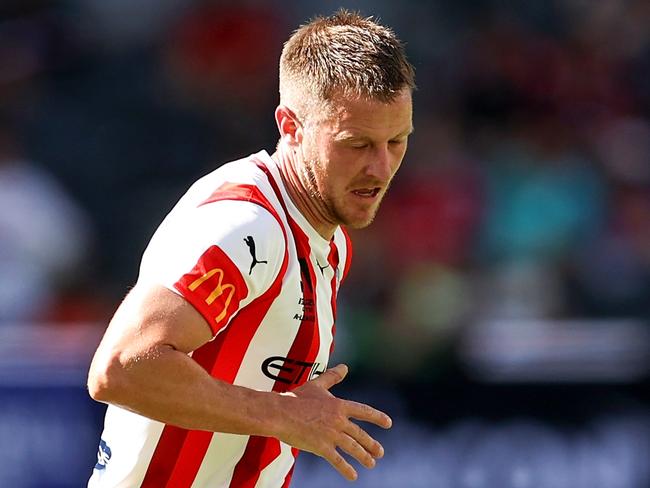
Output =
[{"x1": 272, "y1": 150, "x2": 337, "y2": 240}]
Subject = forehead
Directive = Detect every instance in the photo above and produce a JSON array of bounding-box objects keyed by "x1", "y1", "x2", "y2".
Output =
[{"x1": 320, "y1": 90, "x2": 413, "y2": 136}]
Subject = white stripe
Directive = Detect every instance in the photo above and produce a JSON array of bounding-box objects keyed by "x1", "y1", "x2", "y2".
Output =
[{"x1": 191, "y1": 432, "x2": 251, "y2": 488}]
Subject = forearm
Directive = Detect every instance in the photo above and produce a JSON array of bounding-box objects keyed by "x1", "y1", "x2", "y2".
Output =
[{"x1": 88, "y1": 344, "x2": 284, "y2": 437}]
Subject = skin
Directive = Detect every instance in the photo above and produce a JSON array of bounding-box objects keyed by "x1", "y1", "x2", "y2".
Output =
[
  {"x1": 88, "y1": 89, "x2": 412, "y2": 482},
  {"x1": 274, "y1": 88, "x2": 413, "y2": 240}
]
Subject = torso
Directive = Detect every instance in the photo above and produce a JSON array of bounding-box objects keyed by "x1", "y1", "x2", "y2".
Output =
[{"x1": 89, "y1": 151, "x2": 351, "y2": 488}]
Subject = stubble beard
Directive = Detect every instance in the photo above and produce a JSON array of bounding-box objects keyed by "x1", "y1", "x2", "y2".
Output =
[
  {"x1": 301, "y1": 157, "x2": 340, "y2": 223},
  {"x1": 302, "y1": 156, "x2": 386, "y2": 230}
]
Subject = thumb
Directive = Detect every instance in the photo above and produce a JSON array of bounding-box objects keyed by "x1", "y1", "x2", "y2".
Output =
[{"x1": 311, "y1": 364, "x2": 348, "y2": 390}]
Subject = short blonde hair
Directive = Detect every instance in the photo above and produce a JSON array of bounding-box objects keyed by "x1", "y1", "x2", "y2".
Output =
[{"x1": 279, "y1": 9, "x2": 415, "y2": 121}]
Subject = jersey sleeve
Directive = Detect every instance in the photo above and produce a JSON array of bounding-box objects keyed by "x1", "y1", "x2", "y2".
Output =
[{"x1": 138, "y1": 199, "x2": 286, "y2": 336}]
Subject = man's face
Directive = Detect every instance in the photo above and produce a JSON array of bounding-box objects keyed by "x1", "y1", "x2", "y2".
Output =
[{"x1": 298, "y1": 89, "x2": 413, "y2": 230}]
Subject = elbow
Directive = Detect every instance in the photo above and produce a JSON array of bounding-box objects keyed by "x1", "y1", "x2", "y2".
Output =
[
  {"x1": 87, "y1": 355, "x2": 127, "y2": 404},
  {"x1": 87, "y1": 369, "x2": 110, "y2": 403}
]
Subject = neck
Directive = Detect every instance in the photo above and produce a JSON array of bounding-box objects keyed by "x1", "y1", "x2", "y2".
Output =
[{"x1": 271, "y1": 144, "x2": 337, "y2": 240}]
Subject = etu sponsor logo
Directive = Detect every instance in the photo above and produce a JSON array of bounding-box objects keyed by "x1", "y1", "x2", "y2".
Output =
[{"x1": 261, "y1": 356, "x2": 324, "y2": 385}]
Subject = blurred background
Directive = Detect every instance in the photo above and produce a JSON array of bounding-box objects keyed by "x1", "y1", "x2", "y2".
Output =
[{"x1": 0, "y1": 0, "x2": 649, "y2": 486}]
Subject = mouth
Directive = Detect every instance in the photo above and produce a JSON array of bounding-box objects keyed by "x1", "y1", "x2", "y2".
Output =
[{"x1": 351, "y1": 187, "x2": 381, "y2": 199}]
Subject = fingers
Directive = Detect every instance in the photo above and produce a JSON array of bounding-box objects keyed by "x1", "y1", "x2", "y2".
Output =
[
  {"x1": 290, "y1": 367, "x2": 393, "y2": 482},
  {"x1": 338, "y1": 433, "x2": 377, "y2": 469},
  {"x1": 309, "y1": 363, "x2": 348, "y2": 390},
  {"x1": 344, "y1": 400, "x2": 393, "y2": 429},
  {"x1": 323, "y1": 447, "x2": 358, "y2": 481},
  {"x1": 324, "y1": 428, "x2": 384, "y2": 481},
  {"x1": 344, "y1": 421, "x2": 385, "y2": 460}
]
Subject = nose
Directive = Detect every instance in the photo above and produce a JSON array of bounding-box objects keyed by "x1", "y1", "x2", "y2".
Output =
[{"x1": 365, "y1": 144, "x2": 393, "y2": 183}]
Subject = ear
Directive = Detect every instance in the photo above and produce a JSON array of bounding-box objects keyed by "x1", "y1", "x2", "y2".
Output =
[{"x1": 275, "y1": 105, "x2": 302, "y2": 147}]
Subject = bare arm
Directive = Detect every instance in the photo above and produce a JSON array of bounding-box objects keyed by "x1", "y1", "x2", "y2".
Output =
[{"x1": 87, "y1": 284, "x2": 391, "y2": 480}]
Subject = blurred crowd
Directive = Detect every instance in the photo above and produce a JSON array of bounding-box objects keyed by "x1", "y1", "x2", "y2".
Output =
[{"x1": 1, "y1": 0, "x2": 649, "y2": 379}]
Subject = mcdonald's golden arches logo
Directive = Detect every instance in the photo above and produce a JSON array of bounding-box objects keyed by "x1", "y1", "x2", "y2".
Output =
[
  {"x1": 188, "y1": 267, "x2": 236, "y2": 324},
  {"x1": 174, "y1": 245, "x2": 248, "y2": 332}
]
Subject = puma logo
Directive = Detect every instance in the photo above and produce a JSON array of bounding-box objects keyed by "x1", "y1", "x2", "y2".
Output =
[{"x1": 244, "y1": 236, "x2": 267, "y2": 275}]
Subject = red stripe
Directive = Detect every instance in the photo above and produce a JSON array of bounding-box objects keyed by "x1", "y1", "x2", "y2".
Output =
[
  {"x1": 141, "y1": 178, "x2": 289, "y2": 488},
  {"x1": 327, "y1": 239, "x2": 340, "y2": 355},
  {"x1": 164, "y1": 431, "x2": 215, "y2": 487},
  {"x1": 199, "y1": 182, "x2": 277, "y2": 211},
  {"x1": 227, "y1": 436, "x2": 282, "y2": 488},
  {"x1": 229, "y1": 159, "x2": 322, "y2": 487},
  {"x1": 138, "y1": 426, "x2": 189, "y2": 486},
  {"x1": 250, "y1": 158, "x2": 285, "y2": 216},
  {"x1": 273, "y1": 216, "x2": 320, "y2": 393},
  {"x1": 207, "y1": 263, "x2": 286, "y2": 384}
]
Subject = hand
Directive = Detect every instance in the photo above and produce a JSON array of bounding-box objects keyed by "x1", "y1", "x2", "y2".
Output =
[{"x1": 277, "y1": 364, "x2": 392, "y2": 481}]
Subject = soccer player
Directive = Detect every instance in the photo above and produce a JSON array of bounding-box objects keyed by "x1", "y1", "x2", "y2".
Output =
[{"x1": 87, "y1": 9, "x2": 414, "y2": 487}]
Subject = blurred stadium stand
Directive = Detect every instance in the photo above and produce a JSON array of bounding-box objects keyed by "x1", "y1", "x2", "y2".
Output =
[{"x1": 1, "y1": 0, "x2": 649, "y2": 486}]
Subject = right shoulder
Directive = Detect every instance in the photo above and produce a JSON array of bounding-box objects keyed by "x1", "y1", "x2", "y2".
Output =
[
  {"x1": 180, "y1": 154, "x2": 275, "y2": 210},
  {"x1": 138, "y1": 154, "x2": 287, "y2": 308}
]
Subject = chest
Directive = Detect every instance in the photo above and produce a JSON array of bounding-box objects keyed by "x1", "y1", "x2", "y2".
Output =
[{"x1": 236, "y1": 249, "x2": 340, "y2": 392}]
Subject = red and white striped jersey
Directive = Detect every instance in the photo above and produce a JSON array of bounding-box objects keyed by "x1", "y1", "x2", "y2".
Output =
[{"x1": 89, "y1": 151, "x2": 352, "y2": 488}]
